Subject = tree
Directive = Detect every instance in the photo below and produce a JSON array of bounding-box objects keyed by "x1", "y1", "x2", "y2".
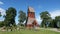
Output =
[
  {"x1": 4, "y1": 7, "x2": 17, "y2": 27},
  {"x1": 0, "y1": 12, "x2": 2, "y2": 17},
  {"x1": 0, "y1": 21, "x2": 4, "y2": 27},
  {"x1": 0, "y1": 12, "x2": 3, "y2": 27},
  {"x1": 18, "y1": 10, "x2": 26, "y2": 26},
  {"x1": 40, "y1": 11, "x2": 51, "y2": 27},
  {"x1": 55, "y1": 16, "x2": 60, "y2": 28},
  {"x1": 49, "y1": 19, "x2": 57, "y2": 28}
]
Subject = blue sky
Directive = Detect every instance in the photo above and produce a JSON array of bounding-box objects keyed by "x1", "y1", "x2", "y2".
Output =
[{"x1": 0, "y1": 0, "x2": 60, "y2": 24}]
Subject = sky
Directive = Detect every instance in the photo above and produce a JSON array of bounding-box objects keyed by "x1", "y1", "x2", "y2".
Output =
[{"x1": 0, "y1": 0, "x2": 60, "y2": 25}]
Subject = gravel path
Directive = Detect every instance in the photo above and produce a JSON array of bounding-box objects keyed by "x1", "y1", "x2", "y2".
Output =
[{"x1": 40, "y1": 28, "x2": 60, "y2": 32}]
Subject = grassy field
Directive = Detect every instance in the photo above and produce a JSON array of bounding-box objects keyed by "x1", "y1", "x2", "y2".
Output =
[{"x1": 0, "y1": 29, "x2": 60, "y2": 34}]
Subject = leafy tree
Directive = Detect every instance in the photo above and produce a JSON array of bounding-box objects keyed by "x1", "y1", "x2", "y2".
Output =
[
  {"x1": 49, "y1": 19, "x2": 57, "y2": 28},
  {"x1": 18, "y1": 10, "x2": 26, "y2": 26},
  {"x1": 49, "y1": 16, "x2": 60, "y2": 28},
  {"x1": 55, "y1": 16, "x2": 60, "y2": 28},
  {"x1": 0, "y1": 12, "x2": 3, "y2": 27},
  {"x1": 4, "y1": 7, "x2": 17, "y2": 27},
  {"x1": 0, "y1": 21, "x2": 4, "y2": 27},
  {"x1": 40, "y1": 11, "x2": 51, "y2": 27},
  {"x1": 0, "y1": 12, "x2": 2, "y2": 17}
]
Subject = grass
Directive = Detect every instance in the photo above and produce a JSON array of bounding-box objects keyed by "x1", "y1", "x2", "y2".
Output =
[{"x1": 0, "y1": 29, "x2": 60, "y2": 34}]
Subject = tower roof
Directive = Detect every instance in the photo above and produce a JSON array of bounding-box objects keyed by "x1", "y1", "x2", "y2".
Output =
[{"x1": 28, "y1": 7, "x2": 34, "y2": 12}]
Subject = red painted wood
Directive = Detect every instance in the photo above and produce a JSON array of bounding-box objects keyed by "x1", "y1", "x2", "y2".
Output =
[{"x1": 26, "y1": 7, "x2": 38, "y2": 29}]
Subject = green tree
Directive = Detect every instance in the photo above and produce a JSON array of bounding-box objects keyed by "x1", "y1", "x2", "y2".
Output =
[
  {"x1": 40, "y1": 11, "x2": 51, "y2": 27},
  {"x1": 0, "y1": 12, "x2": 3, "y2": 27},
  {"x1": 49, "y1": 19, "x2": 57, "y2": 28},
  {"x1": 18, "y1": 10, "x2": 26, "y2": 26},
  {"x1": 0, "y1": 21, "x2": 4, "y2": 27},
  {"x1": 55, "y1": 16, "x2": 60, "y2": 28},
  {"x1": 49, "y1": 16, "x2": 60, "y2": 28},
  {"x1": 0, "y1": 12, "x2": 2, "y2": 17},
  {"x1": 4, "y1": 7, "x2": 17, "y2": 27}
]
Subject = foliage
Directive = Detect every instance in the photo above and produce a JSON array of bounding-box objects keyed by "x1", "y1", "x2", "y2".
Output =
[
  {"x1": 18, "y1": 10, "x2": 26, "y2": 26},
  {"x1": 49, "y1": 16, "x2": 60, "y2": 28},
  {"x1": 49, "y1": 19, "x2": 57, "y2": 28},
  {"x1": 40, "y1": 11, "x2": 51, "y2": 27},
  {"x1": 4, "y1": 7, "x2": 17, "y2": 27},
  {"x1": 0, "y1": 12, "x2": 2, "y2": 17},
  {"x1": 55, "y1": 16, "x2": 60, "y2": 28},
  {"x1": 0, "y1": 21, "x2": 4, "y2": 27}
]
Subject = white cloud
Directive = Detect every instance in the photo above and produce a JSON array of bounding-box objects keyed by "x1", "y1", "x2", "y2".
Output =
[
  {"x1": 0, "y1": 1, "x2": 4, "y2": 5},
  {"x1": 36, "y1": 16, "x2": 42, "y2": 25},
  {"x1": 0, "y1": 8, "x2": 6, "y2": 21},
  {"x1": 36, "y1": 10, "x2": 60, "y2": 25},
  {"x1": 50, "y1": 10, "x2": 60, "y2": 19},
  {"x1": 0, "y1": 8, "x2": 6, "y2": 16},
  {"x1": 0, "y1": 17, "x2": 4, "y2": 21}
]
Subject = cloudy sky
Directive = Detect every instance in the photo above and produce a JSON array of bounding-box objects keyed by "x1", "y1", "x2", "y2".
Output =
[{"x1": 0, "y1": 0, "x2": 60, "y2": 24}]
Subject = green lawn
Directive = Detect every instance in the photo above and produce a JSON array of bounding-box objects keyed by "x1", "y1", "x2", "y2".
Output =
[{"x1": 0, "y1": 29, "x2": 60, "y2": 34}]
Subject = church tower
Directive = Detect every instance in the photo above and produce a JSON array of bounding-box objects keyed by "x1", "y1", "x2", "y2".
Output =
[{"x1": 26, "y1": 7, "x2": 38, "y2": 29}]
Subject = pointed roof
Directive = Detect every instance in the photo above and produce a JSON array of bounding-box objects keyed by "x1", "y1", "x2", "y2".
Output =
[{"x1": 28, "y1": 7, "x2": 34, "y2": 12}]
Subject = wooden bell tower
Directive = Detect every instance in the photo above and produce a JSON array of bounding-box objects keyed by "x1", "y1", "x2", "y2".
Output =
[{"x1": 26, "y1": 7, "x2": 38, "y2": 29}]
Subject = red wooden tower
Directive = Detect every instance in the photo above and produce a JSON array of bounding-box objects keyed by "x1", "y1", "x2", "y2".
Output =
[{"x1": 26, "y1": 7, "x2": 38, "y2": 29}]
